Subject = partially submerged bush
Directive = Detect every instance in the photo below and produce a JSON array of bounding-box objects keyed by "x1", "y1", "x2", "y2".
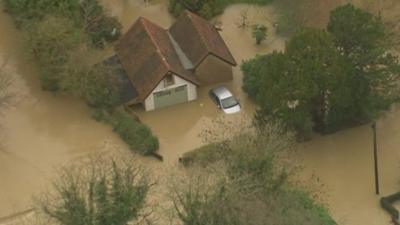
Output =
[
  {"x1": 252, "y1": 24, "x2": 268, "y2": 45},
  {"x1": 111, "y1": 111, "x2": 159, "y2": 155}
]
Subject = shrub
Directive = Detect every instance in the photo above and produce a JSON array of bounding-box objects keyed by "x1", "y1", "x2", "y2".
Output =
[
  {"x1": 252, "y1": 24, "x2": 268, "y2": 45},
  {"x1": 111, "y1": 111, "x2": 159, "y2": 155}
]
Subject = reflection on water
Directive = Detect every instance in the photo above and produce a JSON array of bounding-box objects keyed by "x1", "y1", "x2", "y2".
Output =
[{"x1": 1, "y1": 0, "x2": 400, "y2": 225}]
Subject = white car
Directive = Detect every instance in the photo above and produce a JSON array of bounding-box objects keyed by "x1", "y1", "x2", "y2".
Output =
[{"x1": 209, "y1": 86, "x2": 241, "y2": 114}]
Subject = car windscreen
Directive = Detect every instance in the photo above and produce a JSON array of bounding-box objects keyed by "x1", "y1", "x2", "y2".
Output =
[{"x1": 221, "y1": 96, "x2": 238, "y2": 108}]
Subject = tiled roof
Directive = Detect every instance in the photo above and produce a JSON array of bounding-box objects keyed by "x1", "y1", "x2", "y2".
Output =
[
  {"x1": 169, "y1": 10, "x2": 237, "y2": 67},
  {"x1": 115, "y1": 11, "x2": 236, "y2": 103},
  {"x1": 115, "y1": 17, "x2": 199, "y2": 102}
]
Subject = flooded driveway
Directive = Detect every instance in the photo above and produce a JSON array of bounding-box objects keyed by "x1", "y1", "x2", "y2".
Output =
[{"x1": 1, "y1": 0, "x2": 400, "y2": 225}]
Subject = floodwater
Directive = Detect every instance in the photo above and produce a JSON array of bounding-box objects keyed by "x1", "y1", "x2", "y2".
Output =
[
  {"x1": 1, "y1": 0, "x2": 400, "y2": 225},
  {"x1": 0, "y1": 5, "x2": 135, "y2": 219}
]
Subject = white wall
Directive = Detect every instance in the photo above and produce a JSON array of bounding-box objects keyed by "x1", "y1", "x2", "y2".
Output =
[{"x1": 144, "y1": 74, "x2": 197, "y2": 111}]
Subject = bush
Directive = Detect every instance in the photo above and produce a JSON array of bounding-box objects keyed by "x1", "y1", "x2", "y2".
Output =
[
  {"x1": 112, "y1": 111, "x2": 159, "y2": 155},
  {"x1": 252, "y1": 24, "x2": 268, "y2": 45}
]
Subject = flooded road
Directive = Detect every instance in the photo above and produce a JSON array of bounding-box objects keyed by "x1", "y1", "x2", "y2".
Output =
[
  {"x1": 298, "y1": 109, "x2": 400, "y2": 225},
  {"x1": 1, "y1": 0, "x2": 400, "y2": 225}
]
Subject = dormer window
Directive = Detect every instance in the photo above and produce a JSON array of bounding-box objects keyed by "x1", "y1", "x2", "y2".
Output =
[{"x1": 164, "y1": 74, "x2": 175, "y2": 87}]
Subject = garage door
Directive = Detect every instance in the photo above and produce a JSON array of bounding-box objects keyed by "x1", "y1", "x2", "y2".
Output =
[{"x1": 153, "y1": 85, "x2": 188, "y2": 109}]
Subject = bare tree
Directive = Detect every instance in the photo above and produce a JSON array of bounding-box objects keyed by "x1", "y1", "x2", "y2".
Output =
[{"x1": 36, "y1": 154, "x2": 153, "y2": 225}]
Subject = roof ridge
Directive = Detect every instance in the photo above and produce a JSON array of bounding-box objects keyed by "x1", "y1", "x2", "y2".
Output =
[
  {"x1": 139, "y1": 17, "x2": 172, "y2": 71},
  {"x1": 183, "y1": 11, "x2": 237, "y2": 66},
  {"x1": 183, "y1": 11, "x2": 212, "y2": 54}
]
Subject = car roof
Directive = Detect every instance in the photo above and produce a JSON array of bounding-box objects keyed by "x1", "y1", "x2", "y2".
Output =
[{"x1": 212, "y1": 86, "x2": 233, "y2": 99}]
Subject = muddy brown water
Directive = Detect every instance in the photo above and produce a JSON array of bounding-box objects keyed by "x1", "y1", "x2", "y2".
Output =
[{"x1": 1, "y1": 1, "x2": 400, "y2": 225}]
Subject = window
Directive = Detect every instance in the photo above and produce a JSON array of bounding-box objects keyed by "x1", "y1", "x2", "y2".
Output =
[{"x1": 164, "y1": 74, "x2": 175, "y2": 87}]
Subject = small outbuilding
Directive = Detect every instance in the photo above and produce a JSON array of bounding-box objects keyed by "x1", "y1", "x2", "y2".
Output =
[{"x1": 112, "y1": 10, "x2": 236, "y2": 111}]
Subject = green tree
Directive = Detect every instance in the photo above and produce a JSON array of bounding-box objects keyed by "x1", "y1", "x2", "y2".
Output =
[
  {"x1": 252, "y1": 24, "x2": 268, "y2": 45},
  {"x1": 328, "y1": 3, "x2": 400, "y2": 122},
  {"x1": 38, "y1": 156, "x2": 150, "y2": 225},
  {"x1": 25, "y1": 16, "x2": 84, "y2": 91},
  {"x1": 243, "y1": 5, "x2": 400, "y2": 138},
  {"x1": 243, "y1": 28, "x2": 344, "y2": 138}
]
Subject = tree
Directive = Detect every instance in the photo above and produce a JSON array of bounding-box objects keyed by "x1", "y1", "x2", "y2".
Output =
[
  {"x1": 243, "y1": 28, "x2": 345, "y2": 138},
  {"x1": 243, "y1": 5, "x2": 400, "y2": 138},
  {"x1": 38, "y1": 155, "x2": 151, "y2": 225},
  {"x1": 25, "y1": 16, "x2": 84, "y2": 91},
  {"x1": 328, "y1": 3, "x2": 400, "y2": 121},
  {"x1": 252, "y1": 24, "x2": 268, "y2": 45}
]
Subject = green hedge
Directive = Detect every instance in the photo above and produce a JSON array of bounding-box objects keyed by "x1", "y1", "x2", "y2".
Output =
[{"x1": 111, "y1": 111, "x2": 159, "y2": 155}]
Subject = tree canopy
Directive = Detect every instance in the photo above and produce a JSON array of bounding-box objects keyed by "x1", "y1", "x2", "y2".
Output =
[{"x1": 242, "y1": 4, "x2": 400, "y2": 138}]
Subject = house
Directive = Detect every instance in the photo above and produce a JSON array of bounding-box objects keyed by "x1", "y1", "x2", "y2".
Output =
[{"x1": 112, "y1": 10, "x2": 236, "y2": 111}]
